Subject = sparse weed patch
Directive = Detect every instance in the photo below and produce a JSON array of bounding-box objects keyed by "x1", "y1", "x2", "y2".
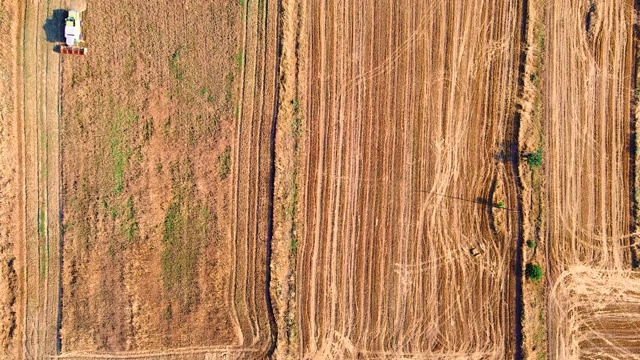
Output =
[
  {"x1": 161, "y1": 159, "x2": 210, "y2": 310},
  {"x1": 109, "y1": 111, "x2": 137, "y2": 194},
  {"x1": 38, "y1": 208, "x2": 45, "y2": 239},
  {"x1": 235, "y1": 49, "x2": 244, "y2": 73},
  {"x1": 120, "y1": 197, "x2": 139, "y2": 241},
  {"x1": 218, "y1": 146, "x2": 231, "y2": 180},
  {"x1": 170, "y1": 46, "x2": 185, "y2": 80},
  {"x1": 224, "y1": 72, "x2": 235, "y2": 104}
]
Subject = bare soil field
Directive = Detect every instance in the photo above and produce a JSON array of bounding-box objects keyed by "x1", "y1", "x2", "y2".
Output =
[
  {"x1": 294, "y1": 1, "x2": 524, "y2": 358},
  {"x1": 55, "y1": 0, "x2": 277, "y2": 357},
  {"x1": 3, "y1": 0, "x2": 281, "y2": 357}
]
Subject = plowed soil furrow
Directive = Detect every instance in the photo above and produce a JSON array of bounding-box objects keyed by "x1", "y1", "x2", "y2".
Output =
[{"x1": 298, "y1": 1, "x2": 523, "y2": 358}]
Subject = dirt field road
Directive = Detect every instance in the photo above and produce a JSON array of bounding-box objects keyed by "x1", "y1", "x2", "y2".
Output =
[
  {"x1": 297, "y1": 1, "x2": 524, "y2": 358},
  {"x1": 19, "y1": 0, "x2": 64, "y2": 358}
]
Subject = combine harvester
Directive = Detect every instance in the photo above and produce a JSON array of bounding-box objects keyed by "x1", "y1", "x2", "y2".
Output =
[{"x1": 60, "y1": 9, "x2": 87, "y2": 55}]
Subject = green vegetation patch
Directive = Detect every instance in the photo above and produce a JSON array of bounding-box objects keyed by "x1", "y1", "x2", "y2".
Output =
[
  {"x1": 217, "y1": 146, "x2": 232, "y2": 180},
  {"x1": 38, "y1": 208, "x2": 45, "y2": 239},
  {"x1": 120, "y1": 197, "x2": 139, "y2": 241},
  {"x1": 109, "y1": 110, "x2": 137, "y2": 194},
  {"x1": 161, "y1": 159, "x2": 211, "y2": 311},
  {"x1": 526, "y1": 263, "x2": 543, "y2": 281},
  {"x1": 526, "y1": 148, "x2": 543, "y2": 168},
  {"x1": 161, "y1": 197, "x2": 210, "y2": 310},
  {"x1": 224, "y1": 72, "x2": 235, "y2": 104},
  {"x1": 235, "y1": 48, "x2": 244, "y2": 73},
  {"x1": 170, "y1": 46, "x2": 185, "y2": 80}
]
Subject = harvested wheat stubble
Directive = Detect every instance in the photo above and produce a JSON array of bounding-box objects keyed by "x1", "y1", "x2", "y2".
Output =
[
  {"x1": 297, "y1": 1, "x2": 523, "y2": 358},
  {"x1": 0, "y1": 0, "x2": 21, "y2": 358},
  {"x1": 544, "y1": 1, "x2": 639, "y2": 359},
  {"x1": 545, "y1": 0, "x2": 634, "y2": 275},
  {"x1": 549, "y1": 268, "x2": 640, "y2": 360}
]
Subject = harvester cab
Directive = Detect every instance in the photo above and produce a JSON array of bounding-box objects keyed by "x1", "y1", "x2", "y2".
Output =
[{"x1": 60, "y1": 9, "x2": 87, "y2": 55}]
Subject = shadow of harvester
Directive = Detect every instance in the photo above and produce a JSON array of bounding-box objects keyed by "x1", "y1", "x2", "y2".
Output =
[{"x1": 43, "y1": 9, "x2": 67, "y2": 44}]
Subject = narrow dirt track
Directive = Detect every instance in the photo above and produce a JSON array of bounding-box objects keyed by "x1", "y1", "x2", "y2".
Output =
[
  {"x1": 19, "y1": 0, "x2": 63, "y2": 358},
  {"x1": 543, "y1": 1, "x2": 638, "y2": 358},
  {"x1": 298, "y1": 1, "x2": 523, "y2": 358}
]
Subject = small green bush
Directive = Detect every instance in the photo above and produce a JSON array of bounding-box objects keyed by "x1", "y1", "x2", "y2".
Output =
[
  {"x1": 525, "y1": 263, "x2": 543, "y2": 281},
  {"x1": 526, "y1": 240, "x2": 537, "y2": 249},
  {"x1": 526, "y1": 148, "x2": 543, "y2": 167},
  {"x1": 496, "y1": 201, "x2": 505, "y2": 208}
]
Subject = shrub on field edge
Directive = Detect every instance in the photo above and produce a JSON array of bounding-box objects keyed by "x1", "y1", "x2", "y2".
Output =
[
  {"x1": 525, "y1": 263, "x2": 543, "y2": 281},
  {"x1": 526, "y1": 148, "x2": 543, "y2": 167}
]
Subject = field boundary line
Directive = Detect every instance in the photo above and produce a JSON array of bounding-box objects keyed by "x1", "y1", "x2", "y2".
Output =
[
  {"x1": 17, "y1": 0, "x2": 28, "y2": 358},
  {"x1": 265, "y1": 0, "x2": 283, "y2": 355},
  {"x1": 52, "y1": 347, "x2": 259, "y2": 359}
]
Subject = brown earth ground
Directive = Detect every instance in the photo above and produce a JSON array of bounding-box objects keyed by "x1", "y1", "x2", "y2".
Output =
[
  {"x1": 57, "y1": 0, "x2": 277, "y2": 357},
  {"x1": 3, "y1": 0, "x2": 281, "y2": 358},
  {"x1": 292, "y1": 1, "x2": 524, "y2": 358}
]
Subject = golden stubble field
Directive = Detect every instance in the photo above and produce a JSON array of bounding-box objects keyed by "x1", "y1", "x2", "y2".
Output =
[
  {"x1": 294, "y1": 1, "x2": 524, "y2": 358},
  {"x1": 542, "y1": 1, "x2": 639, "y2": 358},
  {"x1": 2, "y1": 0, "x2": 640, "y2": 359}
]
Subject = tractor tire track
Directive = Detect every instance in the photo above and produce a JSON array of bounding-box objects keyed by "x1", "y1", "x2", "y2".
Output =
[{"x1": 19, "y1": 0, "x2": 63, "y2": 358}]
